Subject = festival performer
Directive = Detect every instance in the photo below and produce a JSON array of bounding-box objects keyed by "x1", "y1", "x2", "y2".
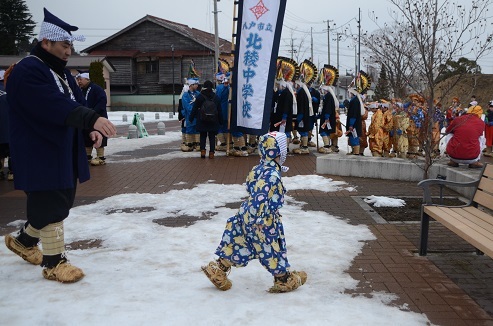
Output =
[
  {"x1": 308, "y1": 81, "x2": 321, "y2": 147},
  {"x1": 292, "y1": 59, "x2": 317, "y2": 155},
  {"x1": 76, "y1": 71, "x2": 109, "y2": 166},
  {"x1": 406, "y1": 94, "x2": 425, "y2": 158},
  {"x1": 317, "y1": 64, "x2": 339, "y2": 154},
  {"x1": 389, "y1": 100, "x2": 400, "y2": 157},
  {"x1": 346, "y1": 88, "x2": 363, "y2": 155},
  {"x1": 181, "y1": 77, "x2": 200, "y2": 151},
  {"x1": 346, "y1": 71, "x2": 371, "y2": 155},
  {"x1": 4, "y1": 8, "x2": 116, "y2": 283},
  {"x1": 393, "y1": 102, "x2": 410, "y2": 159},
  {"x1": 381, "y1": 100, "x2": 394, "y2": 157},
  {"x1": 202, "y1": 131, "x2": 307, "y2": 293},
  {"x1": 368, "y1": 102, "x2": 384, "y2": 157},
  {"x1": 271, "y1": 57, "x2": 299, "y2": 143},
  {"x1": 445, "y1": 96, "x2": 461, "y2": 126},
  {"x1": 178, "y1": 81, "x2": 191, "y2": 152},
  {"x1": 215, "y1": 74, "x2": 231, "y2": 152},
  {"x1": 431, "y1": 101, "x2": 445, "y2": 158},
  {"x1": 330, "y1": 108, "x2": 344, "y2": 152},
  {"x1": 215, "y1": 59, "x2": 232, "y2": 152},
  {"x1": 359, "y1": 104, "x2": 369, "y2": 156}
]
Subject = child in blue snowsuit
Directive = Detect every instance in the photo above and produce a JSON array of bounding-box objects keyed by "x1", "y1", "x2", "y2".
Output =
[{"x1": 202, "y1": 131, "x2": 307, "y2": 293}]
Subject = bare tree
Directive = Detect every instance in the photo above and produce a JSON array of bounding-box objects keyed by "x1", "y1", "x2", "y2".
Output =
[
  {"x1": 370, "y1": 0, "x2": 493, "y2": 178},
  {"x1": 363, "y1": 23, "x2": 418, "y2": 99}
]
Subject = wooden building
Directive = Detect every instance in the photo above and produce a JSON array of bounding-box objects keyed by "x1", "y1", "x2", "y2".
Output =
[{"x1": 82, "y1": 15, "x2": 233, "y2": 95}]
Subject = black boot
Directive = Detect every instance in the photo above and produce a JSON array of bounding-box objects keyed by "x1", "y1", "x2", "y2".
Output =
[
  {"x1": 16, "y1": 222, "x2": 40, "y2": 247},
  {"x1": 4, "y1": 223, "x2": 42, "y2": 265},
  {"x1": 41, "y1": 253, "x2": 66, "y2": 268}
]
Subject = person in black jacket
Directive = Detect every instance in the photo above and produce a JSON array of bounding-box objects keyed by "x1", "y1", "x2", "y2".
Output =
[
  {"x1": 189, "y1": 80, "x2": 223, "y2": 158},
  {"x1": 346, "y1": 88, "x2": 363, "y2": 155}
]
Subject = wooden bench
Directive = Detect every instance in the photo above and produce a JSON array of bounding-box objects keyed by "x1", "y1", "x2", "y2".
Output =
[{"x1": 418, "y1": 163, "x2": 493, "y2": 257}]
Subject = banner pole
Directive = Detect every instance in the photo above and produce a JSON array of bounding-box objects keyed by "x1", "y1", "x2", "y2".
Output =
[{"x1": 226, "y1": 0, "x2": 238, "y2": 156}]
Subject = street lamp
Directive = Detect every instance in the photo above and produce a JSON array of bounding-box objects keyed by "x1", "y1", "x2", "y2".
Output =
[{"x1": 171, "y1": 44, "x2": 176, "y2": 115}]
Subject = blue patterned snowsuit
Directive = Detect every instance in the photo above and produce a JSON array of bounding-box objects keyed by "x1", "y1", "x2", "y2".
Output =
[{"x1": 215, "y1": 135, "x2": 290, "y2": 276}]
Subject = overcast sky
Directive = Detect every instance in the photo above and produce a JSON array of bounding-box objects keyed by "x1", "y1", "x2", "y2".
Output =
[{"x1": 24, "y1": 0, "x2": 493, "y2": 74}]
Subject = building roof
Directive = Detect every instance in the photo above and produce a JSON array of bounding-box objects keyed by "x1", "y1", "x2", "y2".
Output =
[{"x1": 82, "y1": 15, "x2": 232, "y2": 55}]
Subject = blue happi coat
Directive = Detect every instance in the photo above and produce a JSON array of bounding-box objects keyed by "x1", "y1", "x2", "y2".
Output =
[
  {"x1": 181, "y1": 89, "x2": 200, "y2": 134},
  {"x1": 215, "y1": 134, "x2": 290, "y2": 275},
  {"x1": 6, "y1": 55, "x2": 91, "y2": 191},
  {"x1": 83, "y1": 82, "x2": 107, "y2": 118}
]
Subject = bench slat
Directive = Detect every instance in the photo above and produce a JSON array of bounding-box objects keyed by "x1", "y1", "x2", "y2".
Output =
[
  {"x1": 478, "y1": 174, "x2": 493, "y2": 193},
  {"x1": 446, "y1": 207, "x2": 493, "y2": 240},
  {"x1": 424, "y1": 206, "x2": 493, "y2": 257},
  {"x1": 483, "y1": 164, "x2": 493, "y2": 179},
  {"x1": 425, "y1": 206, "x2": 493, "y2": 240},
  {"x1": 473, "y1": 189, "x2": 493, "y2": 211},
  {"x1": 463, "y1": 206, "x2": 493, "y2": 226}
]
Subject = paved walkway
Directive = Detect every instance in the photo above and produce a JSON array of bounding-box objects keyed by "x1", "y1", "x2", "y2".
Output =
[{"x1": 1, "y1": 120, "x2": 492, "y2": 325}]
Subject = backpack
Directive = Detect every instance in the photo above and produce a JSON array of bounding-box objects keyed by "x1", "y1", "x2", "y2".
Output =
[{"x1": 200, "y1": 96, "x2": 218, "y2": 122}]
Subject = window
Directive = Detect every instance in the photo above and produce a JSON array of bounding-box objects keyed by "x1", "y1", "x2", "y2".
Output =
[{"x1": 146, "y1": 61, "x2": 158, "y2": 73}]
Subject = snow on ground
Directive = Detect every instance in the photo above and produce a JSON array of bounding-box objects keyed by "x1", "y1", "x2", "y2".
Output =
[
  {"x1": 364, "y1": 195, "x2": 407, "y2": 207},
  {"x1": 0, "y1": 111, "x2": 432, "y2": 325}
]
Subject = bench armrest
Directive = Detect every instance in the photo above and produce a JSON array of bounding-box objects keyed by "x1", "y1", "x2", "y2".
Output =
[{"x1": 417, "y1": 178, "x2": 480, "y2": 204}]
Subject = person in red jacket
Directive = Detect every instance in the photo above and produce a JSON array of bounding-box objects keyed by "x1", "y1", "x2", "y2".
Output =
[{"x1": 445, "y1": 106, "x2": 485, "y2": 168}]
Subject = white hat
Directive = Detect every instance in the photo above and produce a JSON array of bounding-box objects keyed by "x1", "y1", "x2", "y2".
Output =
[
  {"x1": 77, "y1": 72, "x2": 90, "y2": 79},
  {"x1": 187, "y1": 78, "x2": 199, "y2": 85},
  {"x1": 215, "y1": 72, "x2": 225, "y2": 81},
  {"x1": 38, "y1": 8, "x2": 85, "y2": 43},
  {"x1": 347, "y1": 88, "x2": 359, "y2": 96}
]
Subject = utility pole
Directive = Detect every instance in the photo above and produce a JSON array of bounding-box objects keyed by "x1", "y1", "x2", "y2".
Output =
[
  {"x1": 324, "y1": 20, "x2": 333, "y2": 64},
  {"x1": 289, "y1": 37, "x2": 297, "y2": 60},
  {"x1": 355, "y1": 46, "x2": 357, "y2": 76},
  {"x1": 310, "y1": 27, "x2": 313, "y2": 62},
  {"x1": 213, "y1": 0, "x2": 220, "y2": 77},
  {"x1": 171, "y1": 44, "x2": 175, "y2": 114},
  {"x1": 357, "y1": 8, "x2": 361, "y2": 74},
  {"x1": 336, "y1": 33, "x2": 341, "y2": 100}
]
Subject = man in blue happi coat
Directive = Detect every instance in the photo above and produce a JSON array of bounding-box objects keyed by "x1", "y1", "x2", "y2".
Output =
[
  {"x1": 76, "y1": 71, "x2": 109, "y2": 166},
  {"x1": 4, "y1": 8, "x2": 117, "y2": 283}
]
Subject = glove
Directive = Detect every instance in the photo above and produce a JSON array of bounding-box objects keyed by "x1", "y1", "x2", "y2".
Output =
[
  {"x1": 297, "y1": 113, "x2": 304, "y2": 122},
  {"x1": 311, "y1": 96, "x2": 319, "y2": 103},
  {"x1": 389, "y1": 130, "x2": 394, "y2": 137},
  {"x1": 396, "y1": 129, "x2": 403, "y2": 135}
]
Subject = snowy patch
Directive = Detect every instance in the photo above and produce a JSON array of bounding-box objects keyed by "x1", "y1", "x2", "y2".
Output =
[{"x1": 364, "y1": 195, "x2": 406, "y2": 207}]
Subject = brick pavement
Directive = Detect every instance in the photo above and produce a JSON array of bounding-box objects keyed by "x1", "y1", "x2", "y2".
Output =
[{"x1": 0, "y1": 120, "x2": 492, "y2": 325}]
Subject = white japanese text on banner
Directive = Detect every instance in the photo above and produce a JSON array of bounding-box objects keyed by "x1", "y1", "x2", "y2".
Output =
[{"x1": 231, "y1": 0, "x2": 287, "y2": 135}]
